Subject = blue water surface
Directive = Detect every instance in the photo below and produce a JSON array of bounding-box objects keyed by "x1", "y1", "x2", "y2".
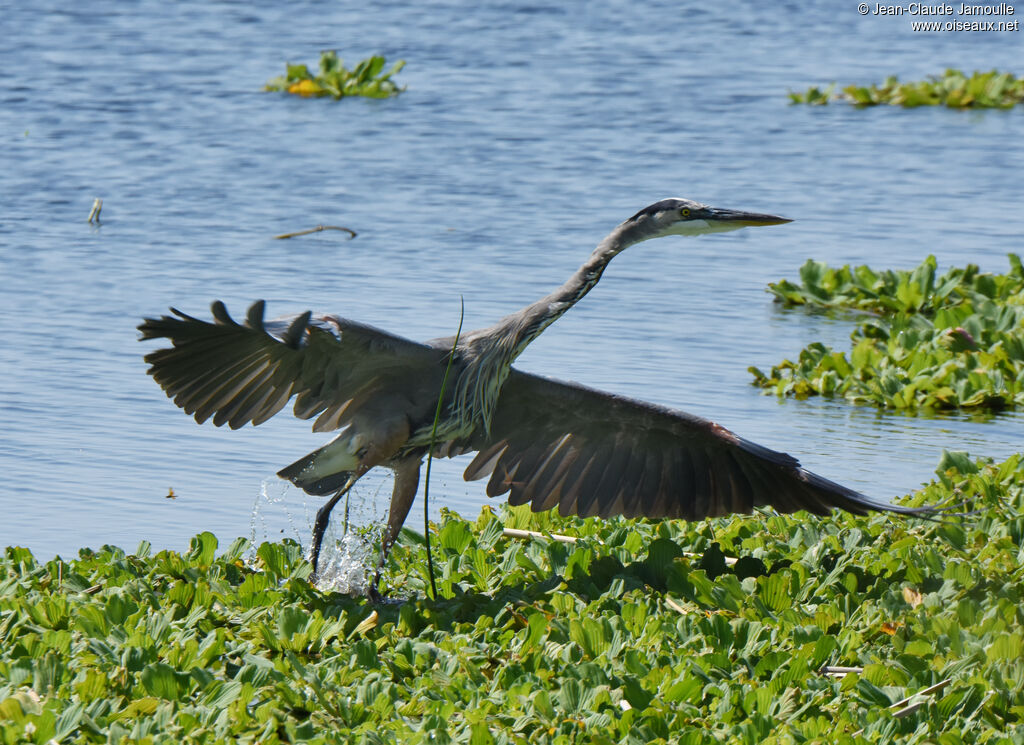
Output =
[{"x1": 1, "y1": 1, "x2": 1022, "y2": 558}]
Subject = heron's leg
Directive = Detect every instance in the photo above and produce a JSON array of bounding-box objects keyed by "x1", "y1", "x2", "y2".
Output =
[
  {"x1": 309, "y1": 415, "x2": 412, "y2": 587},
  {"x1": 310, "y1": 476, "x2": 358, "y2": 576},
  {"x1": 342, "y1": 490, "x2": 350, "y2": 536},
  {"x1": 370, "y1": 456, "x2": 421, "y2": 599}
]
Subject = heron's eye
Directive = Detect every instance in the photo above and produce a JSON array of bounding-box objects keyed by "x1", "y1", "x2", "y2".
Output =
[{"x1": 679, "y1": 208, "x2": 691, "y2": 219}]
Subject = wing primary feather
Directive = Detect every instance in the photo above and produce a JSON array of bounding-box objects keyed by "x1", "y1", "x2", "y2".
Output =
[
  {"x1": 711, "y1": 452, "x2": 734, "y2": 515},
  {"x1": 559, "y1": 451, "x2": 597, "y2": 517},
  {"x1": 282, "y1": 311, "x2": 313, "y2": 348},
  {"x1": 189, "y1": 353, "x2": 274, "y2": 423},
  {"x1": 497, "y1": 461, "x2": 525, "y2": 502},
  {"x1": 734, "y1": 455, "x2": 788, "y2": 513},
  {"x1": 210, "y1": 300, "x2": 241, "y2": 327},
  {"x1": 530, "y1": 443, "x2": 584, "y2": 511},
  {"x1": 670, "y1": 448, "x2": 698, "y2": 520},
  {"x1": 293, "y1": 390, "x2": 330, "y2": 420},
  {"x1": 594, "y1": 442, "x2": 632, "y2": 518},
  {"x1": 554, "y1": 455, "x2": 597, "y2": 516},
  {"x1": 225, "y1": 370, "x2": 286, "y2": 429},
  {"x1": 487, "y1": 452, "x2": 528, "y2": 499},
  {"x1": 162, "y1": 353, "x2": 265, "y2": 422},
  {"x1": 572, "y1": 443, "x2": 617, "y2": 518},
  {"x1": 726, "y1": 451, "x2": 756, "y2": 514},
  {"x1": 313, "y1": 396, "x2": 360, "y2": 433},
  {"x1": 637, "y1": 449, "x2": 664, "y2": 517},
  {"x1": 464, "y1": 442, "x2": 508, "y2": 482},
  {"x1": 607, "y1": 450, "x2": 639, "y2": 519},
  {"x1": 245, "y1": 301, "x2": 268, "y2": 333},
  {"x1": 213, "y1": 364, "x2": 279, "y2": 428},
  {"x1": 519, "y1": 434, "x2": 576, "y2": 500},
  {"x1": 252, "y1": 385, "x2": 297, "y2": 426},
  {"x1": 689, "y1": 449, "x2": 713, "y2": 519},
  {"x1": 148, "y1": 342, "x2": 265, "y2": 391},
  {"x1": 168, "y1": 349, "x2": 272, "y2": 417}
]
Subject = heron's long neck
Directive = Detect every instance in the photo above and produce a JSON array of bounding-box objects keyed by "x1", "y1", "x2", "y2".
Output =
[
  {"x1": 451, "y1": 220, "x2": 643, "y2": 434},
  {"x1": 489, "y1": 220, "x2": 643, "y2": 362}
]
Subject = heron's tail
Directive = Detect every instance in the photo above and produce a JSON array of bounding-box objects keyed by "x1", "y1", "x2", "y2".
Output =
[{"x1": 278, "y1": 448, "x2": 355, "y2": 496}]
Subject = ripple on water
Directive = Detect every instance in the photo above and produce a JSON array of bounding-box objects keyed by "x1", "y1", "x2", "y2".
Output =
[{"x1": 1, "y1": 0, "x2": 1022, "y2": 557}]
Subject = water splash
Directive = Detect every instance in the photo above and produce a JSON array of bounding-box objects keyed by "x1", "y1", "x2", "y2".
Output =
[
  {"x1": 248, "y1": 472, "x2": 393, "y2": 595},
  {"x1": 249, "y1": 478, "x2": 303, "y2": 546},
  {"x1": 310, "y1": 526, "x2": 380, "y2": 595}
]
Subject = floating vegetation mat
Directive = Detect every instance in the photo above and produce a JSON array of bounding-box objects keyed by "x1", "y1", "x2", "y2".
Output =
[
  {"x1": 788, "y1": 69, "x2": 1024, "y2": 109},
  {"x1": 751, "y1": 254, "x2": 1024, "y2": 411},
  {"x1": 264, "y1": 51, "x2": 405, "y2": 100},
  {"x1": 1, "y1": 452, "x2": 1023, "y2": 743}
]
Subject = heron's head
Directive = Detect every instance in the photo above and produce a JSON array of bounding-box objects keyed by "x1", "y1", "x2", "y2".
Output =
[{"x1": 626, "y1": 198, "x2": 792, "y2": 241}]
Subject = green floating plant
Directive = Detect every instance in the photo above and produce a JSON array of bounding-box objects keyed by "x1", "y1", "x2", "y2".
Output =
[
  {"x1": 768, "y1": 254, "x2": 1024, "y2": 314},
  {"x1": 787, "y1": 83, "x2": 835, "y2": 106},
  {"x1": 789, "y1": 69, "x2": 1024, "y2": 109},
  {"x1": 751, "y1": 254, "x2": 1024, "y2": 410},
  {"x1": 264, "y1": 51, "x2": 405, "y2": 100},
  {"x1": 1, "y1": 450, "x2": 1023, "y2": 743}
]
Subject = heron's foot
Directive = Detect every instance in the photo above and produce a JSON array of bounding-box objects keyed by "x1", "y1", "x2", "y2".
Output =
[
  {"x1": 365, "y1": 584, "x2": 407, "y2": 605},
  {"x1": 307, "y1": 542, "x2": 327, "y2": 583},
  {"x1": 366, "y1": 565, "x2": 386, "y2": 602}
]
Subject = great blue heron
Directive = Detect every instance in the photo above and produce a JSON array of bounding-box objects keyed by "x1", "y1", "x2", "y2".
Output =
[{"x1": 140, "y1": 198, "x2": 932, "y2": 593}]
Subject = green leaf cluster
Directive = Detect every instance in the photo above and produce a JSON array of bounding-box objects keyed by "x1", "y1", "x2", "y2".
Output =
[
  {"x1": 264, "y1": 51, "x2": 405, "y2": 100},
  {"x1": 2, "y1": 453, "x2": 1024, "y2": 743},
  {"x1": 751, "y1": 255, "x2": 1024, "y2": 410},
  {"x1": 766, "y1": 255, "x2": 1024, "y2": 315},
  {"x1": 788, "y1": 69, "x2": 1024, "y2": 109},
  {"x1": 787, "y1": 84, "x2": 835, "y2": 106}
]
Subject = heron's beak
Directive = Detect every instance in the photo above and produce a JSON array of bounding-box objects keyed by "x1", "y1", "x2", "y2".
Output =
[{"x1": 705, "y1": 207, "x2": 792, "y2": 227}]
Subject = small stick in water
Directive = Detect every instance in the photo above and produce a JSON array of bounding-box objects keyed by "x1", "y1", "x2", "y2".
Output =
[{"x1": 274, "y1": 225, "x2": 357, "y2": 240}]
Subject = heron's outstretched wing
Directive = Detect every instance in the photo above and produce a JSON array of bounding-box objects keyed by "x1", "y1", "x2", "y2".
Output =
[
  {"x1": 464, "y1": 370, "x2": 931, "y2": 521},
  {"x1": 139, "y1": 301, "x2": 447, "y2": 431}
]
